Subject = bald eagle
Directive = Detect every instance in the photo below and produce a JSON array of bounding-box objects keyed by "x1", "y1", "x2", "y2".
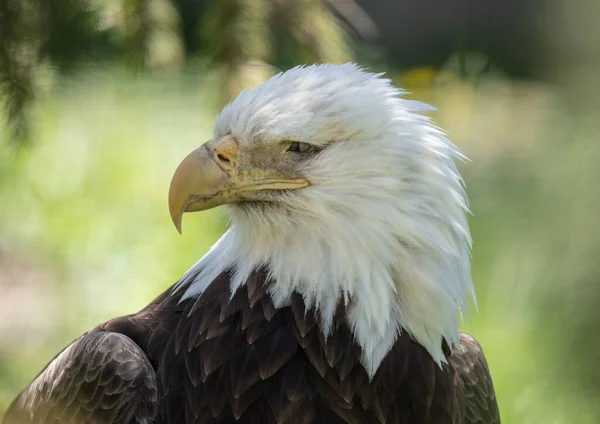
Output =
[{"x1": 4, "y1": 64, "x2": 500, "y2": 424}]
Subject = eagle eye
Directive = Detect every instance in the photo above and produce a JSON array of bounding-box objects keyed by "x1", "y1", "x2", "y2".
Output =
[{"x1": 287, "y1": 141, "x2": 314, "y2": 153}]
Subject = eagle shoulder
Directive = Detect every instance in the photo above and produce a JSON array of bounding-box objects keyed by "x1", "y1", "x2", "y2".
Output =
[
  {"x1": 451, "y1": 333, "x2": 501, "y2": 424},
  {"x1": 3, "y1": 332, "x2": 158, "y2": 424}
]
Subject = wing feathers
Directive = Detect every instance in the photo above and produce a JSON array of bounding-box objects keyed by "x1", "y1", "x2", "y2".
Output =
[
  {"x1": 451, "y1": 333, "x2": 501, "y2": 424},
  {"x1": 4, "y1": 332, "x2": 157, "y2": 424}
]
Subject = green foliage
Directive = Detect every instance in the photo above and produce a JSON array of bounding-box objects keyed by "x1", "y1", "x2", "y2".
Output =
[
  {"x1": 0, "y1": 0, "x2": 111, "y2": 142},
  {"x1": 0, "y1": 0, "x2": 35, "y2": 143},
  {"x1": 41, "y1": 0, "x2": 110, "y2": 70},
  {"x1": 123, "y1": 0, "x2": 185, "y2": 70}
]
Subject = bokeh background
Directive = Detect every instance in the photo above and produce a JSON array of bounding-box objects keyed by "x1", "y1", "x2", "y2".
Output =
[{"x1": 1, "y1": 0, "x2": 599, "y2": 422}]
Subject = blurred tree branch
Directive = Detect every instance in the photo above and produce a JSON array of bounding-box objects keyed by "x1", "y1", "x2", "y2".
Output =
[
  {"x1": 0, "y1": 0, "x2": 352, "y2": 147},
  {"x1": 0, "y1": 0, "x2": 38, "y2": 144},
  {"x1": 124, "y1": 0, "x2": 184, "y2": 71},
  {"x1": 0, "y1": 0, "x2": 109, "y2": 144}
]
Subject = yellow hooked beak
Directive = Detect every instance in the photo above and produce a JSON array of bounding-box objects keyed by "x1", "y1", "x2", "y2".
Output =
[{"x1": 168, "y1": 136, "x2": 310, "y2": 234}]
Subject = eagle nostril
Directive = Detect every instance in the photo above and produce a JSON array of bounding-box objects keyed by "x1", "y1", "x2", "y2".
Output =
[{"x1": 217, "y1": 153, "x2": 231, "y2": 165}]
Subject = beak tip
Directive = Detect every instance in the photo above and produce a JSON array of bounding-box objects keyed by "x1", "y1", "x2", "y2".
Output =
[
  {"x1": 170, "y1": 208, "x2": 184, "y2": 235},
  {"x1": 174, "y1": 217, "x2": 183, "y2": 235}
]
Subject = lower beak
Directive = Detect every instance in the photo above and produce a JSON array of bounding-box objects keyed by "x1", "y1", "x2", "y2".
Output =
[{"x1": 168, "y1": 136, "x2": 309, "y2": 233}]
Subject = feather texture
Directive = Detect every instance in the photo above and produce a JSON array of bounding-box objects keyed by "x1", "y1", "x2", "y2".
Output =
[{"x1": 4, "y1": 271, "x2": 499, "y2": 423}]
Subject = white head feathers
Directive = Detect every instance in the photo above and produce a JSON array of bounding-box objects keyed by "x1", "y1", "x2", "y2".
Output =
[{"x1": 175, "y1": 63, "x2": 475, "y2": 377}]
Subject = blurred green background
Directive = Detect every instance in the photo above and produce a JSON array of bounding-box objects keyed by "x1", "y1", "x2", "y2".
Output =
[{"x1": 1, "y1": 0, "x2": 600, "y2": 422}]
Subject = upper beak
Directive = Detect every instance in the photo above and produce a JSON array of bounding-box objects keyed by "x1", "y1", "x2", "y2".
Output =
[{"x1": 168, "y1": 135, "x2": 309, "y2": 234}]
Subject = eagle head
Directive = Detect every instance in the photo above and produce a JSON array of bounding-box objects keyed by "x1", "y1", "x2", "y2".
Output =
[{"x1": 168, "y1": 63, "x2": 474, "y2": 377}]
